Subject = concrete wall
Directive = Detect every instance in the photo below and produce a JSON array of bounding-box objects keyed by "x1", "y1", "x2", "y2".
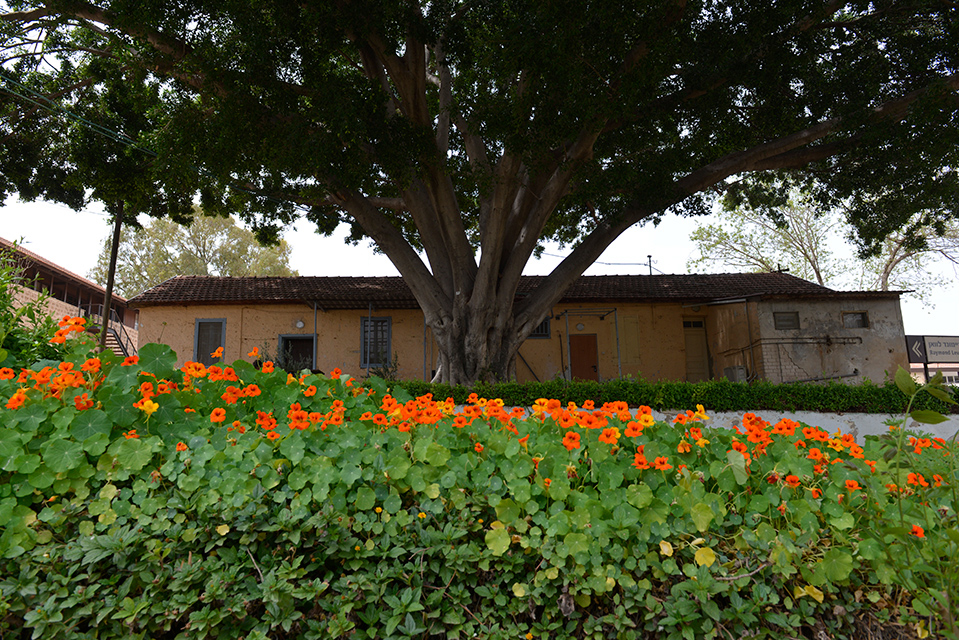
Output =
[{"x1": 752, "y1": 299, "x2": 907, "y2": 384}]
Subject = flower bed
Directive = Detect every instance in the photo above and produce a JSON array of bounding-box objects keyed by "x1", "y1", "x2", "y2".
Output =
[{"x1": 0, "y1": 321, "x2": 956, "y2": 639}]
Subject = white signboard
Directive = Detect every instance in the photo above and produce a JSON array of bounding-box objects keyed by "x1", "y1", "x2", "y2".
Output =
[{"x1": 923, "y1": 336, "x2": 959, "y2": 364}]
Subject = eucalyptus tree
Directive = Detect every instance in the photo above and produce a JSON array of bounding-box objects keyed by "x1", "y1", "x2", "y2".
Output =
[{"x1": 1, "y1": 1, "x2": 956, "y2": 383}]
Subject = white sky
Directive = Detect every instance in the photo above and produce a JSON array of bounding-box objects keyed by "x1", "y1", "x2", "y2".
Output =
[{"x1": 1, "y1": 197, "x2": 957, "y2": 339}]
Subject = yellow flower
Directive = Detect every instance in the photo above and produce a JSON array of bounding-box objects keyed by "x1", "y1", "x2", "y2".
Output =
[
  {"x1": 375, "y1": 507, "x2": 382, "y2": 513},
  {"x1": 418, "y1": 512, "x2": 426, "y2": 519},
  {"x1": 526, "y1": 634, "x2": 534, "y2": 640},
  {"x1": 355, "y1": 545, "x2": 361, "y2": 551},
  {"x1": 140, "y1": 398, "x2": 159, "y2": 417},
  {"x1": 693, "y1": 404, "x2": 710, "y2": 421},
  {"x1": 696, "y1": 438, "x2": 710, "y2": 447}
]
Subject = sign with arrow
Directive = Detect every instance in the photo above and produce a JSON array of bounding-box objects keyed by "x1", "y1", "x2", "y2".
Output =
[{"x1": 906, "y1": 335, "x2": 959, "y2": 364}]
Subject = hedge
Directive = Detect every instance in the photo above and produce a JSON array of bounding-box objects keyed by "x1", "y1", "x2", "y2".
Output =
[{"x1": 394, "y1": 377, "x2": 959, "y2": 415}]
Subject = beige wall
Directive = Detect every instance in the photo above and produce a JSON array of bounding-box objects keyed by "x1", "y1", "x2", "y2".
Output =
[
  {"x1": 136, "y1": 304, "x2": 435, "y2": 379},
  {"x1": 516, "y1": 303, "x2": 695, "y2": 382},
  {"x1": 136, "y1": 297, "x2": 907, "y2": 384}
]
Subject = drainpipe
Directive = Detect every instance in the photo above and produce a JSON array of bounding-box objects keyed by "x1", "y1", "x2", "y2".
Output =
[
  {"x1": 564, "y1": 312, "x2": 572, "y2": 381},
  {"x1": 313, "y1": 302, "x2": 318, "y2": 370}
]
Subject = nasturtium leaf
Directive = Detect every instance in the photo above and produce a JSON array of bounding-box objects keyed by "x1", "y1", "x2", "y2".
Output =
[
  {"x1": 726, "y1": 450, "x2": 749, "y2": 485},
  {"x1": 116, "y1": 438, "x2": 153, "y2": 471},
  {"x1": 425, "y1": 483, "x2": 440, "y2": 499},
  {"x1": 830, "y1": 513, "x2": 855, "y2": 530},
  {"x1": 70, "y1": 410, "x2": 113, "y2": 441},
  {"x1": 99, "y1": 483, "x2": 118, "y2": 501},
  {"x1": 512, "y1": 583, "x2": 526, "y2": 597},
  {"x1": 485, "y1": 528, "x2": 510, "y2": 556},
  {"x1": 137, "y1": 343, "x2": 177, "y2": 376},
  {"x1": 694, "y1": 547, "x2": 716, "y2": 568},
  {"x1": 496, "y1": 498, "x2": 521, "y2": 523},
  {"x1": 384, "y1": 493, "x2": 402, "y2": 514},
  {"x1": 424, "y1": 442, "x2": 450, "y2": 467},
  {"x1": 216, "y1": 524, "x2": 230, "y2": 536},
  {"x1": 385, "y1": 454, "x2": 411, "y2": 480},
  {"x1": 624, "y1": 483, "x2": 653, "y2": 509},
  {"x1": 564, "y1": 532, "x2": 590, "y2": 556},
  {"x1": 340, "y1": 464, "x2": 362, "y2": 487},
  {"x1": 9, "y1": 453, "x2": 39, "y2": 475},
  {"x1": 355, "y1": 487, "x2": 376, "y2": 510},
  {"x1": 42, "y1": 438, "x2": 84, "y2": 473},
  {"x1": 279, "y1": 431, "x2": 305, "y2": 465},
  {"x1": 504, "y1": 438, "x2": 520, "y2": 459},
  {"x1": 823, "y1": 549, "x2": 854, "y2": 581},
  {"x1": 857, "y1": 538, "x2": 884, "y2": 560},
  {"x1": 659, "y1": 540, "x2": 674, "y2": 557},
  {"x1": 690, "y1": 503, "x2": 714, "y2": 533}
]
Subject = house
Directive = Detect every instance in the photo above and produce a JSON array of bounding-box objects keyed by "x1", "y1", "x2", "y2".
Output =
[
  {"x1": 128, "y1": 272, "x2": 908, "y2": 384},
  {"x1": 1, "y1": 237, "x2": 138, "y2": 356}
]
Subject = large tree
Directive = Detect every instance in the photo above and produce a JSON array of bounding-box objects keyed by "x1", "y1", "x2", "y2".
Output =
[
  {"x1": 89, "y1": 214, "x2": 298, "y2": 299},
  {"x1": 1, "y1": 1, "x2": 956, "y2": 383}
]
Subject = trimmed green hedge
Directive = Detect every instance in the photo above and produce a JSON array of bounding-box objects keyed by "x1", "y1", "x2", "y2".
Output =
[{"x1": 394, "y1": 378, "x2": 960, "y2": 415}]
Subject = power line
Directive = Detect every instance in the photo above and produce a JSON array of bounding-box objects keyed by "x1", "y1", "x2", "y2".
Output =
[{"x1": 540, "y1": 251, "x2": 667, "y2": 274}]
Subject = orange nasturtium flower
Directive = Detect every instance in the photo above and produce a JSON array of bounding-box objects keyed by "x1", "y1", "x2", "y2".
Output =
[
  {"x1": 561, "y1": 431, "x2": 581, "y2": 451},
  {"x1": 474, "y1": 443, "x2": 484, "y2": 453},
  {"x1": 910, "y1": 525, "x2": 925, "y2": 538},
  {"x1": 845, "y1": 480, "x2": 861, "y2": 492},
  {"x1": 677, "y1": 440, "x2": 691, "y2": 454},
  {"x1": 210, "y1": 346, "x2": 224, "y2": 359},
  {"x1": 653, "y1": 456, "x2": 672, "y2": 471},
  {"x1": 248, "y1": 347, "x2": 259, "y2": 358},
  {"x1": 784, "y1": 475, "x2": 801, "y2": 488},
  {"x1": 124, "y1": 429, "x2": 139, "y2": 439},
  {"x1": 74, "y1": 393, "x2": 95, "y2": 411},
  {"x1": 210, "y1": 407, "x2": 227, "y2": 423},
  {"x1": 176, "y1": 442, "x2": 189, "y2": 452},
  {"x1": 122, "y1": 355, "x2": 139, "y2": 366},
  {"x1": 261, "y1": 361, "x2": 275, "y2": 373},
  {"x1": 809, "y1": 487, "x2": 823, "y2": 499},
  {"x1": 598, "y1": 427, "x2": 621, "y2": 445}
]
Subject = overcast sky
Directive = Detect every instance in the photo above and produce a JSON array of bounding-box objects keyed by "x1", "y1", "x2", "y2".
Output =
[{"x1": 2, "y1": 197, "x2": 957, "y2": 339}]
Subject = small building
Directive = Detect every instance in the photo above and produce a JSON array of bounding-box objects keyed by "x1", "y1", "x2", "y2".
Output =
[
  {"x1": 1, "y1": 237, "x2": 138, "y2": 356},
  {"x1": 129, "y1": 272, "x2": 908, "y2": 384}
]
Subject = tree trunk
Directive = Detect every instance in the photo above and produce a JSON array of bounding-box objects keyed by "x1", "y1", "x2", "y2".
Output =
[{"x1": 99, "y1": 205, "x2": 124, "y2": 351}]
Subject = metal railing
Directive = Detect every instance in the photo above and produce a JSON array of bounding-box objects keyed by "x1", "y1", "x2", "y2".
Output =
[{"x1": 79, "y1": 304, "x2": 137, "y2": 357}]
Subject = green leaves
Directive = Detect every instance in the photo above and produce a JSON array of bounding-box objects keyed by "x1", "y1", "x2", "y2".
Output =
[{"x1": 0, "y1": 337, "x2": 956, "y2": 640}]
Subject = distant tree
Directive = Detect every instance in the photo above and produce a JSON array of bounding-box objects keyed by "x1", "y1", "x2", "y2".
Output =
[
  {"x1": 89, "y1": 215, "x2": 297, "y2": 299},
  {"x1": 688, "y1": 194, "x2": 958, "y2": 304}
]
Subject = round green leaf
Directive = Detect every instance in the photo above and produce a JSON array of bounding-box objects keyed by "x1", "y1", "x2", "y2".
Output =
[{"x1": 42, "y1": 438, "x2": 85, "y2": 473}]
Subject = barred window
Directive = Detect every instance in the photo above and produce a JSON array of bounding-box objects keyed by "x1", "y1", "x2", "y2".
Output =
[{"x1": 361, "y1": 317, "x2": 391, "y2": 368}]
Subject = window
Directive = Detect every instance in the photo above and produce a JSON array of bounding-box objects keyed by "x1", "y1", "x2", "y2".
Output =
[
  {"x1": 194, "y1": 319, "x2": 225, "y2": 366},
  {"x1": 773, "y1": 312, "x2": 800, "y2": 330},
  {"x1": 361, "y1": 317, "x2": 391, "y2": 368},
  {"x1": 842, "y1": 312, "x2": 869, "y2": 329},
  {"x1": 528, "y1": 317, "x2": 551, "y2": 339},
  {"x1": 278, "y1": 335, "x2": 315, "y2": 371},
  {"x1": 682, "y1": 319, "x2": 704, "y2": 328}
]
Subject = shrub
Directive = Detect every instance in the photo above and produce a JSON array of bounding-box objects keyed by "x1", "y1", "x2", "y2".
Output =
[{"x1": 0, "y1": 327, "x2": 956, "y2": 639}]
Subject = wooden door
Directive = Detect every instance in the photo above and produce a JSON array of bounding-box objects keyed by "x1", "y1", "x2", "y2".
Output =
[
  {"x1": 570, "y1": 334, "x2": 599, "y2": 381},
  {"x1": 683, "y1": 318, "x2": 709, "y2": 382}
]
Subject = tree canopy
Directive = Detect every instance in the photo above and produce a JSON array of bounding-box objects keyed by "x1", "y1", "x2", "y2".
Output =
[
  {"x1": 0, "y1": 0, "x2": 956, "y2": 382},
  {"x1": 88, "y1": 214, "x2": 298, "y2": 299}
]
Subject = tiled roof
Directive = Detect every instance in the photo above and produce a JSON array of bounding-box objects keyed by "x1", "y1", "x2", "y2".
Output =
[
  {"x1": 0, "y1": 236, "x2": 127, "y2": 303},
  {"x1": 129, "y1": 272, "x2": 900, "y2": 309}
]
